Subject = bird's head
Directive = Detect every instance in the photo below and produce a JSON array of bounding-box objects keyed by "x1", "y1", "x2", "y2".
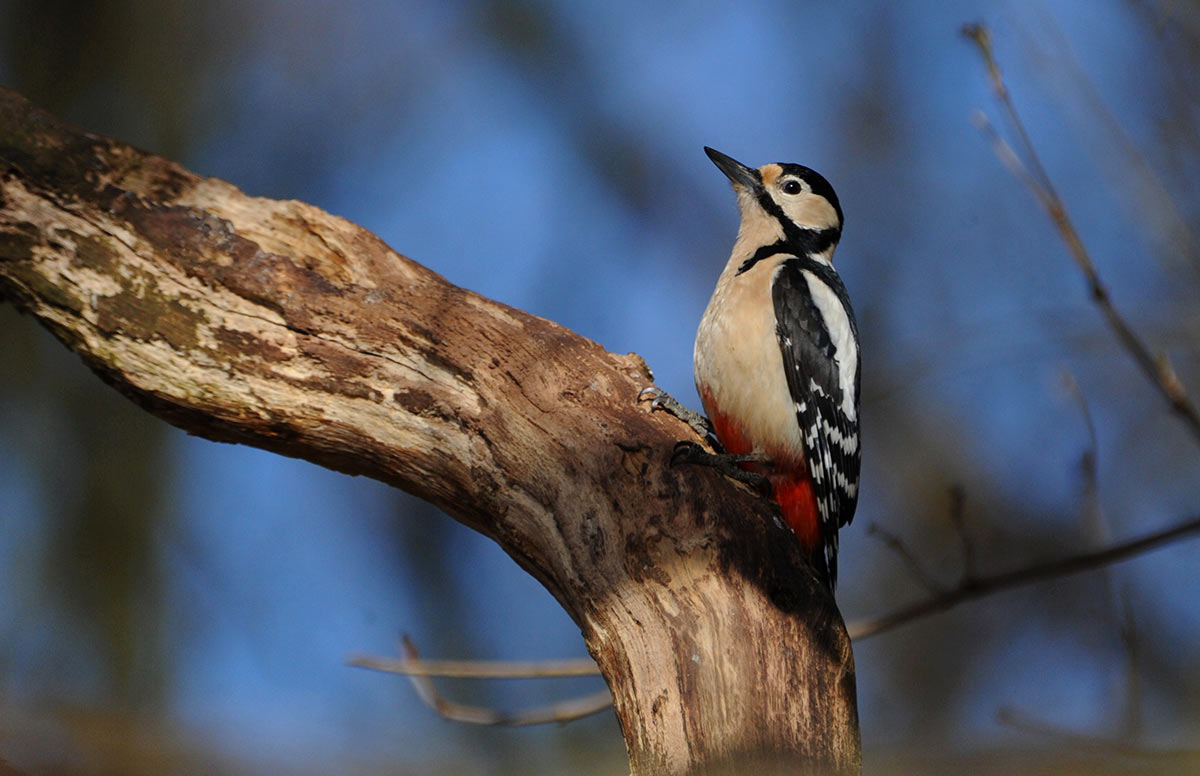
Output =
[{"x1": 704, "y1": 146, "x2": 843, "y2": 255}]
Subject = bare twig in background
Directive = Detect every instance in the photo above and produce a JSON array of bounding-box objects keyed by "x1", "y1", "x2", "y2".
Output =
[
  {"x1": 961, "y1": 32, "x2": 1198, "y2": 747},
  {"x1": 403, "y1": 675, "x2": 612, "y2": 727},
  {"x1": 1061, "y1": 371, "x2": 1110, "y2": 546},
  {"x1": 361, "y1": 509, "x2": 1200, "y2": 687},
  {"x1": 867, "y1": 523, "x2": 944, "y2": 595},
  {"x1": 1116, "y1": 592, "x2": 1144, "y2": 740},
  {"x1": 378, "y1": 636, "x2": 611, "y2": 726},
  {"x1": 354, "y1": 380, "x2": 1197, "y2": 704},
  {"x1": 848, "y1": 513, "x2": 1200, "y2": 640},
  {"x1": 963, "y1": 22, "x2": 1200, "y2": 445},
  {"x1": 1020, "y1": 5, "x2": 1200, "y2": 279},
  {"x1": 946, "y1": 485, "x2": 976, "y2": 583},
  {"x1": 964, "y1": 25, "x2": 1056, "y2": 193},
  {"x1": 349, "y1": 650, "x2": 601, "y2": 679},
  {"x1": 996, "y1": 706, "x2": 1200, "y2": 761},
  {"x1": 1061, "y1": 372, "x2": 1147, "y2": 735}
]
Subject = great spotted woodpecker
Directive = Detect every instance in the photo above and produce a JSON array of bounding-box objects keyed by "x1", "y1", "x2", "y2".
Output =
[{"x1": 646, "y1": 148, "x2": 860, "y2": 590}]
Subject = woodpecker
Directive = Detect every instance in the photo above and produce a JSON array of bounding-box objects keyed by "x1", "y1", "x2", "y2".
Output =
[{"x1": 652, "y1": 147, "x2": 860, "y2": 590}]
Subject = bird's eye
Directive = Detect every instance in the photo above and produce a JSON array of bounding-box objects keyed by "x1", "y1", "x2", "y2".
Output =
[{"x1": 782, "y1": 179, "x2": 803, "y2": 195}]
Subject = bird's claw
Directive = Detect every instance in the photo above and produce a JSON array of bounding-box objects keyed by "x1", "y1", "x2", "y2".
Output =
[
  {"x1": 639, "y1": 385, "x2": 716, "y2": 441},
  {"x1": 670, "y1": 440, "x2": 704, "y2": 466},
  {"x1": 670, "y1": 441, "x2": 771, "y2": 494},
  {"x1": 638, "y1": 385, "x2": 666, "y2": 412}
]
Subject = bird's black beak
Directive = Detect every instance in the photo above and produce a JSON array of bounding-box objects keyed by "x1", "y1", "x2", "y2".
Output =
[{"x1": 704, "y1": 147, "x2": 760, "y2": 192}]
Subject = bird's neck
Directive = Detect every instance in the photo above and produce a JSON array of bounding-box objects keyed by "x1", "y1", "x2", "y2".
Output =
[{"x1": 731, "y1": 230, "x2": 839, "y2": 276}]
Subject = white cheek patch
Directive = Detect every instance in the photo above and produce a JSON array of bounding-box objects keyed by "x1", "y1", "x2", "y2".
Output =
[{"x1": 781, "y1": 194, "x2": 840, "y2": 231}]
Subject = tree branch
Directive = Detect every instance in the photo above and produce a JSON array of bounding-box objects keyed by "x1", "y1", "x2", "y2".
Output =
[
  {"x1": 964, "y1": 22, "x2": 1200, "y2": 445},
  {"x1": 348, "y1": 650, "x2": 601, "y2": 679},
  {"x1": 0, "y1": 88, "x2": 860, "y2": 775},
  {"x1": 997, "y1": 707, "x2": 1200, "y2": 761},
  {"x1": 848, "y1": 513, "x2": 1200, "y2": 640},
  {"x1": 865, "y1": 523, "x2": 944, "y2": 595},
  {"x1": 365, "y1": 636, "x2": 613, "y2": 727}
]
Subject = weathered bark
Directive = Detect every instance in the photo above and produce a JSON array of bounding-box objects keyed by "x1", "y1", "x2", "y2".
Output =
[{"x1": 0, "y1": 88, "x2": 860, "y2": 774}]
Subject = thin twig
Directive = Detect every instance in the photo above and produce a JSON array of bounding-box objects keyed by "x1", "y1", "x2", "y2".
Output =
[
  {"x1": 963, "y1": 22, "x2": 1200, "y2": 445},
  {"x1": 1060, "y1": 373, "x2": 1098, "y2": 479},
  {"x1": 348, "y1": 653, "x2": 601, "y2": 678},
  {"x1": 866, "y1": 523, "x2": 944, "y2": 595},
  {"x1": 359, "y1": 514, "x2": 1200, "y2": 681},
  {"x1": 997, "y1": 706, "x2": 1200, "y2": 760},
  {"x1": 946, "y1": 485, "x2": 976, "y2": 583},
  {"x1": 1117, "y1": 590, "x2": 1144, "y2": 740},
  {"x1": 848, "y1": 513, "x2": 1200, "y2": 640},
  {"x1": 1061, "y1": 371, "x2": 1106, "y2": 540},
  {"x1": 1023, "y1": 6, "x2": 1200, "y2": 279},
  {"x1": 407, "y1": 679, "x2": 613, "y2": 727},
  {"x1": 359, "y1": 515, "x2": 1200, "y2": 676},
  {"x1": 964, "y1": 24, "x2": 1057, "y2": 194},
  {"x1": 1064, "y1": 375, "x2": 1144, "y2": 735},
  {"x1": 352, "y1": 638, "x2": 609, "y2": 729}
]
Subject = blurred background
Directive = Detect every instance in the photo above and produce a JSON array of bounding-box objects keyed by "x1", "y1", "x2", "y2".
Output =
[{"x1": 2, "y1": 0, "x2": 1199, "y2": 774}]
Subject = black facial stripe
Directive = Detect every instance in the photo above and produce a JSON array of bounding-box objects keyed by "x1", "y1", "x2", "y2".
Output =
[
  {"x1": 789, "y1": 226, "x2": 840, "y2": 256},
  {"x1": 735, "y1": 226, "x2": 841, "y2": 276},
  {"x1": 755, "y1": 188, "x2": 793, "y2": 234},
  {"x1": 737, "y1": 240, "x2": 788, "y2": 274},
  {"x1": 754, "y1": 188, "x2": 842, "y2": 252}
]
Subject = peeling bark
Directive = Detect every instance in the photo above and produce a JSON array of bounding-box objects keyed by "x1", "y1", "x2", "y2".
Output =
[{"x1": 0, "y1": 88, "x2": 860, "y2": 775}]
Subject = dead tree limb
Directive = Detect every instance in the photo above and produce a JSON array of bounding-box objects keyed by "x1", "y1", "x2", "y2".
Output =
[
  {"x1": 0, "y1": 88, "x2": 860, "y2": 775},
  {"x1": 848, "y1": 512, "x2": 1200, "y2": 640},
  {"x1": 386, "y1": 635, "x2": 614, "y2": 727},
  {"x1": 964, "y1": 22, "x2": 1200, "y2": 445}
]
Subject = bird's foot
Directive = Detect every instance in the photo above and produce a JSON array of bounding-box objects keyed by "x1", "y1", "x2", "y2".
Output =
[
  {"x1": 670, "y1": 441, "x2": 771, "y2": 494},
  {"x1": 638, "y1": 386, "x2": 716, "y2": 442}
]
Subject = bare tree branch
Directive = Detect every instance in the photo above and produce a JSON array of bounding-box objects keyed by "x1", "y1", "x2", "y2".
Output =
[
  {"x1": 349, "y1": 649, "x2": 601, "y2": 679},
  {"x1": 383, "y1": 636, "x2": 612, "y2": 727},
  {"x1": 1023, "y1": 7, "x2": 1200, "y2": 280},
  {"x1": 356, "y1": 496, "x2": 1200, "y2": 692},
  {"x1": 865, "y1": 524, "x2": 943, "y2": 595},
  {"x1": 406, "y1": 683, "x2": 614, "y2": 728},
  {"x1": 848, "y1": 513, "x2": 1200, "y2": 640},
  {"x1": 0, "y1": 88, "x2": 861, "y2": 775},
  {"x1": 945, "y1": 485, "x2": 977, "y2": 584},
  {"x1": 964, "y1": 22, "x2": 1200, "y2": 445},
  {"x1": 996, "y1": 707, "x2": 1200, "y2": 761},
  {"x1": 1116, "y1": 591, "x2": 1144, "y2": 740}
]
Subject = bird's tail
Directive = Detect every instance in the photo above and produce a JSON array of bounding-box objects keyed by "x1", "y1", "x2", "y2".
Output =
[{"x1": 773, "y1": 472, "x2": 834, "y2": 590}]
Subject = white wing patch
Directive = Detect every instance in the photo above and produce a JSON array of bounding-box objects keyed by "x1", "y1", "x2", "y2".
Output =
[{"x1": 802, "y1": 271, "x2": 859, "y2": 421}]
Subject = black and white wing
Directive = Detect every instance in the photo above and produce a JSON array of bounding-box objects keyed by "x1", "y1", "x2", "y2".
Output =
[{"x1": 771, "y1": 257, "x2": 861, "y2": 584}]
